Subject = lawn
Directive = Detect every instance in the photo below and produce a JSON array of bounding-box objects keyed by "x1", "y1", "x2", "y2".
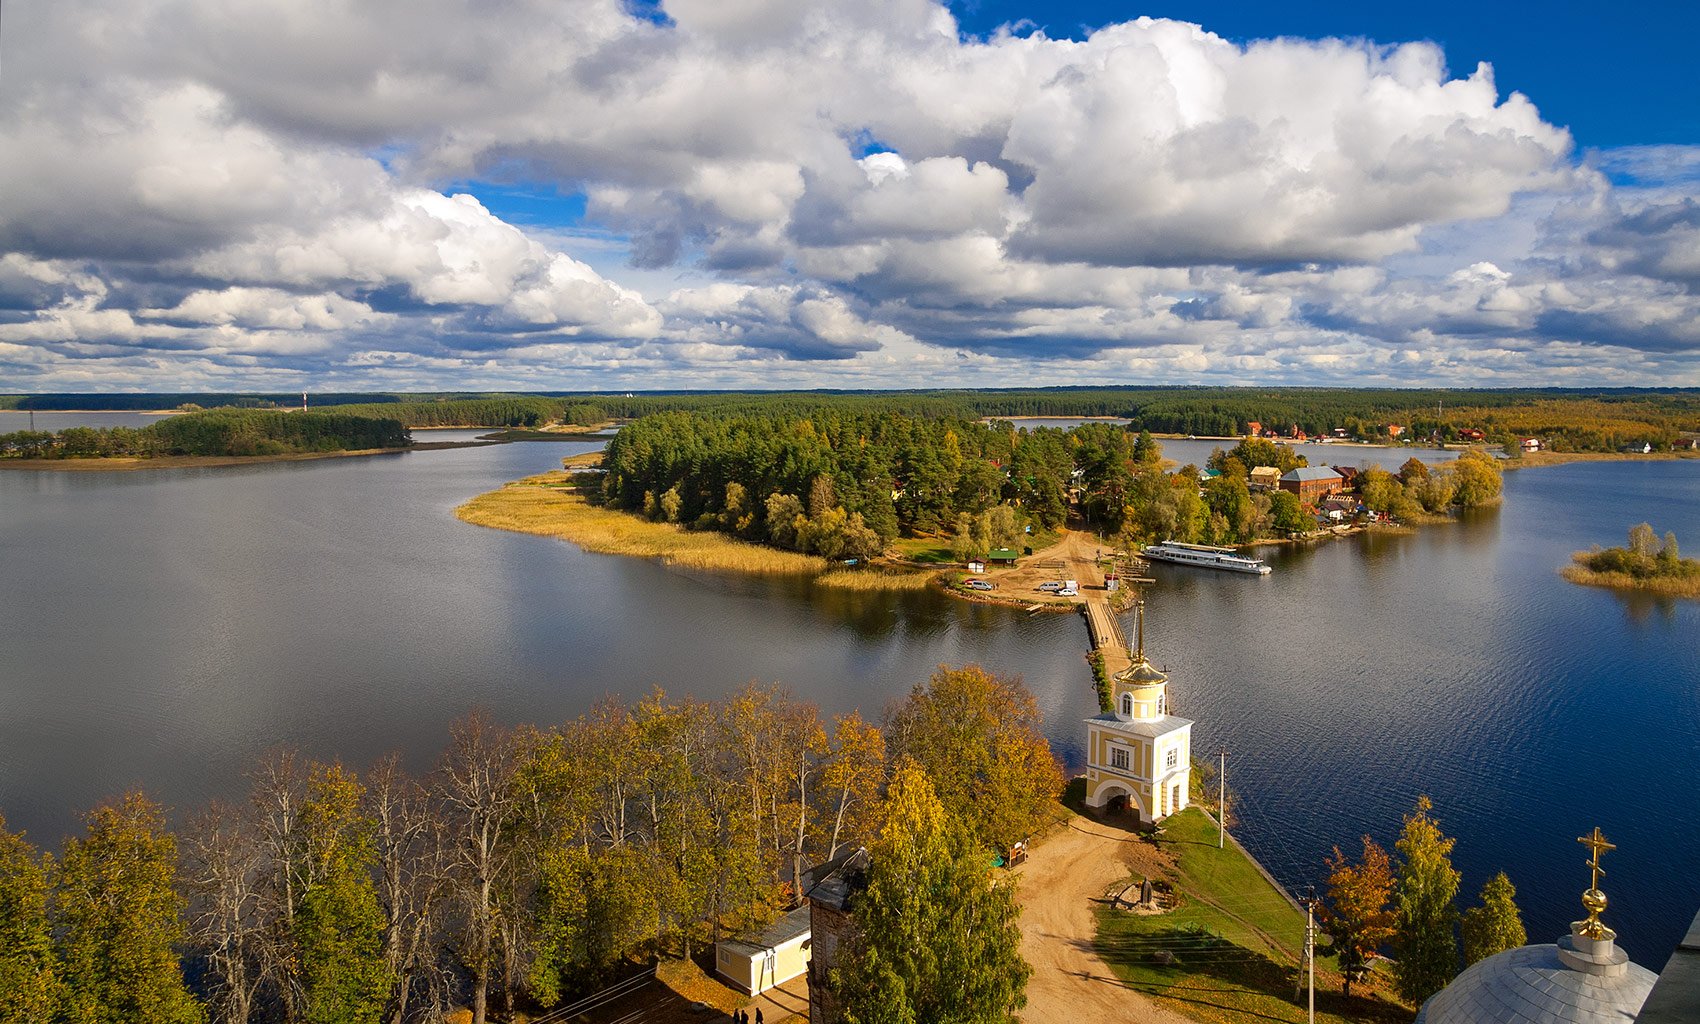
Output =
[
  {"x1": 1095, "y1": 808, "x2": 1411, "y2": 1024},
  {"x1": 888, "y1": 535, "x2": 958, "y2": 564}
]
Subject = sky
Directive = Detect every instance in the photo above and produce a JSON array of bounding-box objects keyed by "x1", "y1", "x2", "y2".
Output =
[{"x1": 2, "y1": 0, "x2": 1698, "y2": 393}]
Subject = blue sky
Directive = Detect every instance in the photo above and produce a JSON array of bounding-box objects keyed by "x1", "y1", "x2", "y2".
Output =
[
  {"x1": 952, "y1": 2, "x2": 1700, "y2": 148},
  {"x1": 2, "y1": 0, "x2": 1698, "y2": 391}
]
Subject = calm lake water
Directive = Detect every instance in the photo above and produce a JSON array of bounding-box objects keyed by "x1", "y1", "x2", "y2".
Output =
[{"x1": 1, "y1": 433, "x2": 1696, "y2": 963}]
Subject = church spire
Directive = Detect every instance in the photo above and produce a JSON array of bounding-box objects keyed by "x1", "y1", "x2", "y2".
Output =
[
  {"x1": 1133, "y1": 596, "x2": 1145, "y2": 662},
  {"x1": 1576, "y1": 827, "x2": 1617, "y2": 941}
]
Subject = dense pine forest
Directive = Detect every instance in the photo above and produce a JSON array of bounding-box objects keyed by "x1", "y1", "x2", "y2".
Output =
[
  {"x1": 0, "y1": 668, "x2": 1058, "y2": 1024},
  {"x1": 597, "y1": 410, "x2": 1506, "y2": 554},
  {"x1": 0, "y1": 409, "x2": 410, "y2": 459}
]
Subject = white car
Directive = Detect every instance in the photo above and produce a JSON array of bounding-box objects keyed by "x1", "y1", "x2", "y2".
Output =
[
  {"x1": 964, "y1": 579, "x2": 994, "y2": 592},
  {"x1": 1056, "y1": 588, "x2": 1078, "y2": 597}
]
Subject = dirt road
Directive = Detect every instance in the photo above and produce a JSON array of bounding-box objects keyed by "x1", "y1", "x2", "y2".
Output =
[{"x1": 1014, "y1": 814, "x2": 1191, "y2": 1024}]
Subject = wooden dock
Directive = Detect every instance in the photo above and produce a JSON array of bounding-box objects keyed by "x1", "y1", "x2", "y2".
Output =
[{"x1": 1081, "y1": 600, "x2": 1131, "y2": 675}]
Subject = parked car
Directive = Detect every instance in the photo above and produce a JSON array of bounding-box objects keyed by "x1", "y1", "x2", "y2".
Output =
[
  {"x1": 964, "y1": 579, "x2": 994, "y2": 592},
  {"x1": 1036, "y1": 581, "x2": 1064, "y2": 592},
  {"x1": 1057, "y1": 588, "x2": 1079, "y2": 597}
]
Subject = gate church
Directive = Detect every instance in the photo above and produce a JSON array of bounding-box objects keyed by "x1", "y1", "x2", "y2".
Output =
[{"x1": 1083, "y1": 604, "x2": 1192, "y2": 822}]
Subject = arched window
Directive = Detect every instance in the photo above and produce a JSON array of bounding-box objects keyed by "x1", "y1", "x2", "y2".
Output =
[
  {"x1": 1157, "y1": 693, "x2": 1166, "y2": 716},
  {"x1": 1119, "y1": 692, "x2": 1133, "y2": 717}
]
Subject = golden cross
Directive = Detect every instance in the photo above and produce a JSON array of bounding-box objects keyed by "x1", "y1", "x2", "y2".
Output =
[{"x1": 1578, "y1": 827, "x2": 1615, "y2": 891}]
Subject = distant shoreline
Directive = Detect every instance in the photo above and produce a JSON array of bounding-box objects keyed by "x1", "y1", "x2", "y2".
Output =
[
  {"x1": 0, "y1": 439, "x2": 497, "y2": 472},
  {"x1": 0, "y1": 409, "x2": 182, "y2": 416}
]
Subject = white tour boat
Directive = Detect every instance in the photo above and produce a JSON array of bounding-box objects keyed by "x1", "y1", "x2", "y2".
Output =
[{"x1": 1141, "y1": 541, "x2": 1272, "y2": 575}]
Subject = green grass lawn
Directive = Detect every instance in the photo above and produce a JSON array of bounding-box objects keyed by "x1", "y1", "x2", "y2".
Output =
[
  {"x1": 889, "y1": 536, "x2": 957, "y2": 564},
  {"x1": 1095, "y1": 808, "x2": 1411, "y2": 1024}
]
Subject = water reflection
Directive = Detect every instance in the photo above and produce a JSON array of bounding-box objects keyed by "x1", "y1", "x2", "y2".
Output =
[{"x1": 0, "y1": 444, "x2": 1696, "y2": 961}]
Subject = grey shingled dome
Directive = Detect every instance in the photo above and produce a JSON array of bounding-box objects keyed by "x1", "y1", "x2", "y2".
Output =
[{"x1": 1415, "y1": 932, "x2": 1656, "y2": 1024}]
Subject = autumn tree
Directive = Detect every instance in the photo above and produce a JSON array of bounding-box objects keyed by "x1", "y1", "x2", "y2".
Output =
[
  {"x1": 1449, "y1": 449, "x2": 1502, "y2": 508},
  {"x1": 294, "y1": 763, "x2": 393, "y2": 1024},
  {"x1": 885, "y1": 666, "x2": 1064, "y2": 854},
  {"x1": 0, "y1": 813, "x2": 58, "y2": 1024},
  {"x1": 819, "y1": 712, "x2": 887, "y2": 860},
  {"x1": 1391, "y1": 796, "x2": 1461, "y2": 1004},
  {"x1": 835, "y1": 761, "x2": 1029, "y2": 1024},
  {"x1": 1460, "y1": 872, "x2": 1526, "y2": 967},
  {"x1": 52, "y1": 792, "x2": 203, "y2": 1024},
  {"x1": 1319, "y1": 836, "x2": 1395, "y2": 998}
]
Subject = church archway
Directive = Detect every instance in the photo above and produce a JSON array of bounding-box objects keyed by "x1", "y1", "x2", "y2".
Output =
[{"x1": 1095, "y1": 782, "x2": 1146, "y2": 821}]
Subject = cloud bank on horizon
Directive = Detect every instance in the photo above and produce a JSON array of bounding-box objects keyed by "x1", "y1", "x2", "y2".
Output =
[{"x1": 2, "y1": 0, "x2": 1697, "y2": 391}]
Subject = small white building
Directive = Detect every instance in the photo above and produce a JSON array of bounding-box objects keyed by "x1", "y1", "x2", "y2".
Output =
[
  {"x1": 1082, "y1": 605, "x2": 1192, "y2": 823},
  {"x1": 967, "y1": 559, "x2": 986, "y2": 574},
  {"x1": 715, "y1": 905, "x2": 812, "y2": 995}
]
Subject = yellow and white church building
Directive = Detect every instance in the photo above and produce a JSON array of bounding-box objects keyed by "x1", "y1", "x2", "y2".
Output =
[{"x1": 1082, "y1": 606, "x2": 1192, "y2": 823}]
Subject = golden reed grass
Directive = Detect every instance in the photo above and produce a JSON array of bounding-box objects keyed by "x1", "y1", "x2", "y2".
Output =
[
  {"x1": 1561, "y1": 562, "x2": 1700, "y2": 600},
  {"x1": 458, "y1": 472, "x2": 950, "y2": 591}
]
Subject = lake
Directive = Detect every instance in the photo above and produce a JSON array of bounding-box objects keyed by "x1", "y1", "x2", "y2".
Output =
[{"x1": 1, "y1": 432, "x2": 1695, "y2": 963}]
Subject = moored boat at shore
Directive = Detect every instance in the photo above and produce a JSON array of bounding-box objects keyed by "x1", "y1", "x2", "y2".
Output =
[{"x1": 1141, "y1": 541, "x2": 1272, "y2": 575}]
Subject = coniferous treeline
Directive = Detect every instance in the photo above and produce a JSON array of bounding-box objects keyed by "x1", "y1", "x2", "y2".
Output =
[
  {"x1": 0, "y1": 668, "x2": 1058, "y2": 1024},
  {"x1": 316, "y1": 398, "x2": 609, "y2": 430},
  {"x1": 0, "y1": 410, "x2": 410, "y2": 460},
  {"x1": 599, "y1": 409, "x2": 1082, "y2": 554}
]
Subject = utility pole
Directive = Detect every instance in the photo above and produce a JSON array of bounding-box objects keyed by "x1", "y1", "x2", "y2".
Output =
[
  {"x1": 1217, "y1": 748, "x2": 1227, "y2": 849},
  {"x1": 1305, "y1": 885, "x2": 1317, "y2": 1024}
]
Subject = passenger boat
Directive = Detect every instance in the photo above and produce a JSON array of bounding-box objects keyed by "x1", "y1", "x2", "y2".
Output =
[{"x1": 1141, "y1": 541, "x2": 1272, "y2": 575}]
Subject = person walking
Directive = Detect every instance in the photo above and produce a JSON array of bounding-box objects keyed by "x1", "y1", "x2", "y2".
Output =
[{"x1": 755, "y1": 1010, "x2": 764, "y2": 1024}]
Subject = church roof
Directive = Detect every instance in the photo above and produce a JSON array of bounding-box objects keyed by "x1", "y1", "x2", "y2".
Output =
[
  {"x1": 1086, "y1": 712, "x2": 1192, "y2": 740},
  {"x1": 1115, "y1": 658, "x2": 1168, "y2": 686},
  {"x1": 1414, "y1": 941, "x2": 1655, "y2": 1024},
  {"x1": 1417, "y1": 828, "x2": 1654, "y2": 1024}
]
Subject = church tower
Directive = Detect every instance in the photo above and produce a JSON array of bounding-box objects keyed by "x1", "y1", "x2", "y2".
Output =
[{"x1": 1083, "y1": 601, "x2": 1193, "y2": 823}]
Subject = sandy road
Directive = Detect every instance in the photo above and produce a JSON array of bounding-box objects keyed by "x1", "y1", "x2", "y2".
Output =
[{"x1": 1014, "y1": 813, "x2": 1191, "y2": 1024}]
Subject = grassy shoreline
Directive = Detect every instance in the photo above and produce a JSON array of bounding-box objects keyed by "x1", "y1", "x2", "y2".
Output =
[
  {"x1": 455, "y1": 471, "x2": 940, "y2": 590},
  {"x1": 1507, "y1": 450, "x2": 1700, "y2": 470}
]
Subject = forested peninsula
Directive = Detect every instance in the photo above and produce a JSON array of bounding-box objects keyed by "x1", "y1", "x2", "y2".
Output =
[
  {"x1": 455, "y1": 400, "x2": 1508, "y2": 602},
  {"x1": 0, "y1": 408, "x2": 411, "y2": 465}
]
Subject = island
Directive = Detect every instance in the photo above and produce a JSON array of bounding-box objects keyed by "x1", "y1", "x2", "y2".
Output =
[
  {"x1": 1564, "y1": 524, "x2": 1700, "y2": 599},
  {"x1": 0, "y1": 408, "x2": 413, "y2": 468}
]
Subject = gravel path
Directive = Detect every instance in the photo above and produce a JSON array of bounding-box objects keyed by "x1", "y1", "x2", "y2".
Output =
[{"x1": 1014, "y1": 813, "x2": 1192, "y2": 1024}]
